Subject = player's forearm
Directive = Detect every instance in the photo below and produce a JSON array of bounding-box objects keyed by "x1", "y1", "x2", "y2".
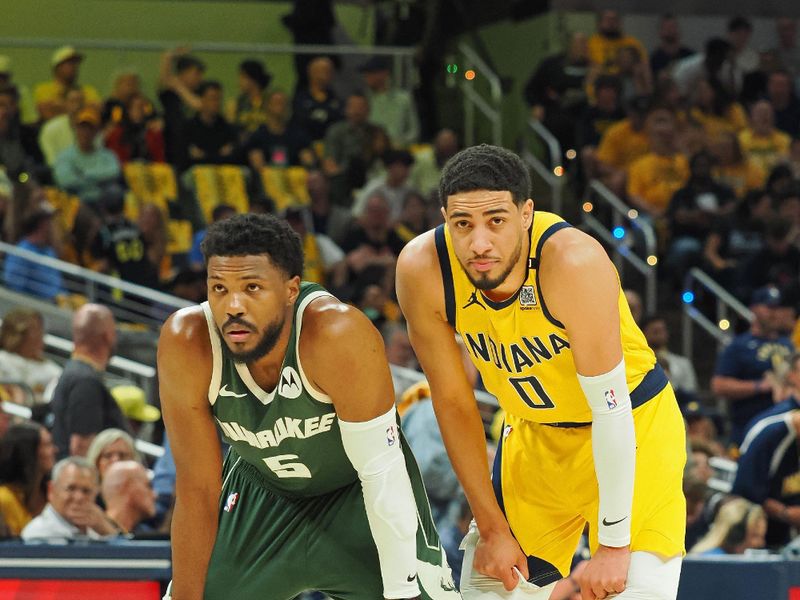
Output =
[
  {"x1": 711, "y1": 376, "x2": 765, "y2": 400},
  {"x1": 170, "y1": 493, "x2": 218, "y2": 600},
  {"x1": 435, "y1": 400, "x2": 507, "y2": 534}
]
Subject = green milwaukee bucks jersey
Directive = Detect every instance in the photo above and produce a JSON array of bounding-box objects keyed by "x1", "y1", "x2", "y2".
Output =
[{"x1": 201, "y1": 282, "x2": 358, "y2": 498}]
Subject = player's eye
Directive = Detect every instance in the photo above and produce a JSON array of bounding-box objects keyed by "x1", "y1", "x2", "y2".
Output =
[
  {"x1": 455, "y1": 220, "x2": 470, "y2": 229},
  {"x1": 212, "y1": 284, "x2": 226, "y2": 293},
  {"x1": 246, "y1": 283, "x2": 261, "y2": 292},
  {"x1": 491, "y1": 217, "x2": 505, "y2": 226}
]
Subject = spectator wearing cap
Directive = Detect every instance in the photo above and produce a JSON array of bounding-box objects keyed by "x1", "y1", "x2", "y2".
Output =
[
  {"x1": 641, "y1": 314, "x2": 698, "y2": 397},
  {"x1": 728, "y1": 16, "x2": 759, "y2": 75},
  {"x1": 766, "y1": 70, "x2": 800, "y2": 139},
  {"x1": 360, "y1": 56, "x2": 419, "y2": 148},
  {"x1": 53, "y1": 107, "x2": 121, "y2": 206},
  {"x1": 38, "y1": 87, "x2": 85, "y2": 166},
  {"x1": 733, "y1": 409, "x2": 800, "y2": 548},
  {"x1": 157, "y1": 48, "x2": 205, "y2": 170},
  {"x1": 712, "y1": 286, "x2": 795, "y2": 446},
  {"x1": 111, "y1": 385, "x2": 161, "y2": 438},
  {"x1": 34, "y1": 46, "x2": 100, "y2": 123},
  {"x1": 227, "y1": 59, "x2": 272, "y2": 135},
  {"x1": 2, "y1": 209, "x2": 64, "y2": 301},
  {"x1": 664, "y1": 151, "x2": 736, "y2": 283},
  {"x1": 739, "y1": 101, "x2": 791, "y2": 176},
  {"x1": 292, "y1": 56, "x2": 343, "y2": 142},
  {"x1": 50, "y1": 304, "x2": 130, "y2": 459},
  {"x1": 590, "y1": 94, "x2": 651, "y2": 196},
  {"x1": 352, "y1": 149, "x2": 415, "y2": 221},
  {"x1": 246, "y1": 89, "x2": 314, "y2": 170},
  {"x1": 649, "y1": 14, "x2": 694, "y2": 78},
  {"x1": 89, "y1": 187, "x2": 160, "y2": 289},
  {"x1": 185, "y1": 81, "x2": 238, "y2": 166}
]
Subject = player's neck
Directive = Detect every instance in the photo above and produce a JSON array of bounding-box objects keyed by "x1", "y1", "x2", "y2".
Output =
[{"x1": 245, "y1": 319, "x2": 294, "y2": 389}]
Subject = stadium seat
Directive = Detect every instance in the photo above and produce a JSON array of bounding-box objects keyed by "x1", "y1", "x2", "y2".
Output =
[
  {"x1": 189, "y1": 165, "x2": 250, "y2": 224},
  {"x1": 259, "y1": 166, "x2": 310, "y2": 213}
]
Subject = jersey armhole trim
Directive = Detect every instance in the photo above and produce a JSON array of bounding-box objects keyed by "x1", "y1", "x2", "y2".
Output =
[
  {"x1": 534, "y1": 221, "x2": 572, "y2": 330},
  {"x1": 434, "y1": 224, "x2": 456, "y2": 327},
  {"x1": 295, "y1": 290, "x2": 335, "y2": 404},
  {"x1": 201, "y1": 302, "x2": 223, "y2": 406}
]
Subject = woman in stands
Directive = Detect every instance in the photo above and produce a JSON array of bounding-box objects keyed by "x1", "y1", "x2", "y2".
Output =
[
  {"x1": 86, "y1": 428, "x2": 139, "y2": 484},
  {"x1": 0, "y1": 308, "x2": 63, "y2": 404},
  {"x1": 690, "y1": 497, "x2": 767, "y2": 555},
  {"x1": 0, "y1": 423, "x2": 56, "y2": 537}
]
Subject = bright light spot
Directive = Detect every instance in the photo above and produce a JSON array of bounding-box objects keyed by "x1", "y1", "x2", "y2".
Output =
[
  {"x1": 18, "y1": 172, "x2": 29, "y2": 183},
  {"x1": 566, "y1": 149, "x2": 577, "y2": 160},
  {"x1": 553, "y1": 166, "x2": 564, "y2": 177},
  {"x1": 612, "y1": 227, "x2": 625, "y2": 239},
  {"x1": 627, "y1": 209, "x2": 638, "y2": 219},
  {"x1": 647, "y1": 255, "x2": 658, "y2": 266},
  {"x1": 446, "y1": 64, "x2": 458, "y2": 74},
  {"x1": 465, "y1": 69, "x2": 476, "y2": 81},
  {"x1": 719, "y1": 319, "x2": 730, "y2": 331},
  {"x1": 682, "y1": 291, "x2": 695, "y2": 304},
  {"x1": 582, "y1": 201, "x2": 593, "y2": 212}
]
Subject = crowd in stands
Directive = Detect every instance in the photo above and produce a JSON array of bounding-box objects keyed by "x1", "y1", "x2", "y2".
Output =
[{"x1": 2, "y1": 10, "x2": 800, "y2": 594}]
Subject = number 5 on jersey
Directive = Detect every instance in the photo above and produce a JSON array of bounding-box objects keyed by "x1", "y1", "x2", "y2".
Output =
[{"x1": 263, "y1": 454, "x2": 312, "y2": 478}]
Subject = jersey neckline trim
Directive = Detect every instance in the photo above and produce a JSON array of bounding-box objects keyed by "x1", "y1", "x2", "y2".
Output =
[
  {"x1": 201, "y1": 302, "x2": 223, "y2": 406},
  {"x1": 294, "y1": 290, "x2": 335, "y2": 404}
]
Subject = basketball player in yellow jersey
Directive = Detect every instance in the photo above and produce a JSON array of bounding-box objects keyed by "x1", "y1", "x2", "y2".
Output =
[{"x1": 396, "y1": 145, "x2": 686, "y2": 600}]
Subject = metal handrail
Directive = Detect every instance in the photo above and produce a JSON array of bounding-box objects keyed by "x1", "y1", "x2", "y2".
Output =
[
  {"x1": 681, "y1": 268, "x2": 754, "y2": 361},
  {"x1": 458, "y1": 43, "x2": 502, "y2": 147},
  {"x1": 583, "y1": 180, "x2": 658, "y2": 314},
  {"x1": 522, "y1": 119, "x2": 565, "y2": 215}
]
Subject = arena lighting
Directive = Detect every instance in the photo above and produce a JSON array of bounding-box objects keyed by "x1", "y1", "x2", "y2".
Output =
[
  {"x1": 18, "y1": 172, "x2": 29, "y2": 183},
  {"x1": 465, "y1": 69, "x2": 476, "y2": 80},
  {"x1": 446, "y1": 64, "x2": 458, "y2": 74},
  {"x1": 682, "y1": 291, "x2": 695, "y2": 304},
  {"x1": 553, "y1": 166, "x2": 564, "y2": 176},
  {"x1": 566, "y1": 149, "x2": 577, "y2": 160},
  {"x1": 719, "y1": 319, "x2": 731, "y2": 330},
  {"x1": 646, "y1": 255, "x2": 658, "y2": 266},
  {"x1": 627, "y1": 209, "x2": 638, "y2": 219},
  {"x1": 582, "y1": 201, "x2": 593, "y2": 212},
  {"x1": 612, "y1": 227, "x2": 625, "y2": 240}
]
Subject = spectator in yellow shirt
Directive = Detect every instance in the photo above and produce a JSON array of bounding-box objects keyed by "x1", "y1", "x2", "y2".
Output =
[
  {"x1": 34, "y1": 47, "x2": 100, "y2": 123},
  {"x1": 689, "y1": 78, "x2": 748, "y2": 139},
  {"x1": 588, "y1": 10, "x2": 647, "y2": 72},
  {"x1": 593, "y1": 94, "x2": 651, "y2": 195},
  {"x1": 712, "y1": 131, "x2": 766, "y2": 198},
  {"x1": 627, "y1": 106, "x2": 690, "y2": 217},
  {"x1": 738, "y1": 100, "x2": 791, "y2": 175}
]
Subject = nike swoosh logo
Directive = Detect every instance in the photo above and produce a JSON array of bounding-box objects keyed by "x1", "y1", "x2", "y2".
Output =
[
  {"x1": 219, "y1": 385, "x2": 247, "y2": 398},
  {"x1": 407, "y1": 574, "x2": 417, "y2": 582},
  {"x1": 602, "y1": 516, "x2": 628, "y2": 527}
]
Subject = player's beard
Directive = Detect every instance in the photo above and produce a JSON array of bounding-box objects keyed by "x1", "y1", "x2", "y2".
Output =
[
  {"x1": 219, "y1": 315, "x2": 285, "y2": 364},
  {"x1": 462, "y1": 233, "x2": 524, "y2": 291}
]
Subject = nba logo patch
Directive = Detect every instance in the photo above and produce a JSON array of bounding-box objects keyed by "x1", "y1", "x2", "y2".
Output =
[
  {"x1": 224, "y1": 492, "x2": 239, "y2": 513},
  {"x1": 519, "y1": 285, "x2": 537, "y2": 309},
  {"x1": 386, "y1": 425, "x2": 397, "y2": 446},
  {"x1": 605, "y1": 389, "x2": 618, "y2": 410}
]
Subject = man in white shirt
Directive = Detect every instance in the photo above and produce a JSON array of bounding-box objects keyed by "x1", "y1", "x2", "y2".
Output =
[
  {"x1": 360, "y1": 56, "x2": 419, "y2": 148},
  {"x1": 22, "y1": 456, "x2": 117, "y2": 541},
  {"x1": 38, "y1": 87, "x2": 84, "y2": 166}
]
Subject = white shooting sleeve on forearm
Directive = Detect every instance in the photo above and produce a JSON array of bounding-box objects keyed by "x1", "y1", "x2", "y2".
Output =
[
  {"x1": 339, "y1": 406, "x2": 421, "y2": 599},
  {"x1": 577, "y1": 359, "x2": 636, "y2": 547}
]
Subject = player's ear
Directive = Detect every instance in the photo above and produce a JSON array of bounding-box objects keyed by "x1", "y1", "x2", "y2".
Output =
[
  {"x1": 521, "y1": 198, "x2": 534, "y2": 229},
  {"x1": 286, "y1": 275, "x2": 301, "y2": 305}
]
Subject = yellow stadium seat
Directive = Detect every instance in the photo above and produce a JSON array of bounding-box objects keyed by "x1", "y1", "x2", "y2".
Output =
[
  {"x1": 123, "y1": 162, "x2": 177, "y2": 219},
  {"x1": 191, "y1": 165, "x2": 250, "y2": 223},
  {"x1": 167, "y1": 219, "x2": 193, "y2": 255},
  {"x1": 260, "y1": 166, "x2": 310, "y2": 213}
]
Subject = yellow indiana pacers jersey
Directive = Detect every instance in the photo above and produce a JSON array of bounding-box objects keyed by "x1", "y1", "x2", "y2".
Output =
[{"x1": 436, "y1": 211, "x2": 665, "y2": 424}]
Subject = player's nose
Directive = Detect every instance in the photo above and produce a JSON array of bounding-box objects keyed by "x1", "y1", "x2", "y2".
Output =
[{"x1": 468, "y1": 227, "x2": 493, "y2": 255}]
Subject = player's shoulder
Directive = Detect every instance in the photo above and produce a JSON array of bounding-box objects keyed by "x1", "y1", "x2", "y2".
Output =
[
  {"x1": 302, "y1": 294, "x2": 376, "y2": 345},
  {"x1": 541, "y1": 225, "x2": 608, "y2": 272},
  {"x1": 398, "y1": 228, "x2": 439, "y2": 273},
  {"x1": 159, "y1": 305, "x2": 211, "y2": 356}
]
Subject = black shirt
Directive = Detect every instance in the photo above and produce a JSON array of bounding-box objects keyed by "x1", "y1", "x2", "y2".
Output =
[
  {"x1": 246, "y1": 123, "x2": 312, "y2": 167},
  {"x1": 184, "y1": 114, "x2": 239, "y2": 165},
  {"x1": 50, "y1": 359, "x2": 130, "y2": 459},
  {"x1": 773, "y1": 97, "x2": 800, "y2": 138},
  {"x1": 292, "y1": 88, "x2": 343, "y2": 141},
  {"x1": 576, "y1": 105, "x2": 626, "y2": 148},
  {"x1": 90, "y1": 217, "x2": 160, "y2": 289},
  {"x1": 649, "y1": 46, "x2": 694, "y2": 77},
  {"x1": 159, "y1": 89, "x2": 191, "y2": 170},
  {"x1": 667, "y1": 181, "x2": 735, "y2": 240},
  {"x1": 341, "y1": 225, "x2": 406, "y2": 257}
]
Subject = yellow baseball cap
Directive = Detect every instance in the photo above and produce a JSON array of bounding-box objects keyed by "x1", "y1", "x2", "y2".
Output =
[
  {"x1": 51, "y1": 46, "x2": 83, "y2": 68},
  {"x1": 111, "y1": 385, "x2": 161, "y2": 423}
]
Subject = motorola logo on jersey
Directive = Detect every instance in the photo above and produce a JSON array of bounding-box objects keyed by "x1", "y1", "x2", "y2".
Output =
[{"x1": 279, "y1": 366, "x2": 302, "y2": 399}]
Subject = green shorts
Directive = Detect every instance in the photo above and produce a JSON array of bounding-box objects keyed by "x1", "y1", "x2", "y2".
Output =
[{"x1": 203, "y1": 449, "x2": 460, "y2": 600}]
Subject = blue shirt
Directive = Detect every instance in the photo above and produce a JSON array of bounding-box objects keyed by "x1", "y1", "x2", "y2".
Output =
[
  {"x1": 715, "y1": 332, "x2": 794, "y2": 439},
  {"x1": 743, "y1": 397, "x2": 800, "y2": 440},
  {"x1": 733, "y1": 412, "x2": 800, "y2": 547},
  {"x1": 3, "y1": 239, "x2": 64, "y2": 300},
  {"x1": 53, "y1": 144, "x2": 121, "y2": 204},
  {"x1": 189, "y1": 230, "x2": 206, "y2": 268}
]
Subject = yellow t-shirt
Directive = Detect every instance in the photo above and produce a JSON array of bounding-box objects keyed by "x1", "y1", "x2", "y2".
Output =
[
  {"x1": 0, "y1": 485, "x2": 32, "y2": 537},
  {"x1": 714, "y1": 161, "x2": 766, "y2": 198},
  {"x1": 33, "y1": 80, "x2": 100, "y2": 109},
  {"x1": 738, "y1": 129, "x2": 791, "y2": 175},
  {"x1": 690, "y1": 104, "x2": 748, "y2": 139},
  {"x1": 627, "y1": 153, "x2": 690, "y2": 212},
  {"x1": 596, "y1": 119, "x2": 650, "y2": 170},
  {"x1": 587, "y1": 34, "x2": 647, "y2": 70},
  {"x1": 435, "y1": 211, "x2": 660, "y2": 424}
]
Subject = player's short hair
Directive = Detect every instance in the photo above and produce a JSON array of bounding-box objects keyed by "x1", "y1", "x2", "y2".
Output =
[
  {"x1": 438, "y1": 144, "x2": 531, "y2": 208},
  {"x1": 201, "y1": 213, "x2": 303, "y2": 278}
]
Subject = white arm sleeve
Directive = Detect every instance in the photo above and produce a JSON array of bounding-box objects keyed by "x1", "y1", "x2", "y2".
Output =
[
  {"x1": 577, "y1": 359, "x2": 636, "y2": 548},
  {"x1": 339, "y1": 406, "x2": 421, "y2": 599}
]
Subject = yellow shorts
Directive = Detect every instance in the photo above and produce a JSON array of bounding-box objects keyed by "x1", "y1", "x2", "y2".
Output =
[{"x1": 495, "y1": 385, "x2": 686, "y2": 579}]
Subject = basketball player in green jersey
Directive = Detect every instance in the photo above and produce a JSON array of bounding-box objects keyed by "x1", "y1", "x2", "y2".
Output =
[{"x1": 158, "y1": 214, "x2": 457, "y2": 600}]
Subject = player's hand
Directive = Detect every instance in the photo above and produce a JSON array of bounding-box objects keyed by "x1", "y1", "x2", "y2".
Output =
[
  {"x1": 578, "y1": 545, "x2": 630, "y2": 600},
  {"x1": 474, "y1": 526, "x2": 529, "y2": 591}
]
